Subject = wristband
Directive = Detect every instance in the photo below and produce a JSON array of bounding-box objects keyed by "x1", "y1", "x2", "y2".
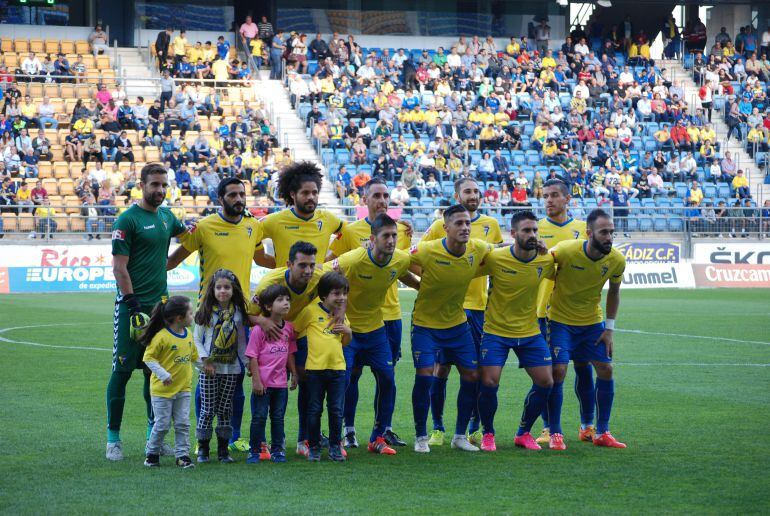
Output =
[
  {"x1": 604, "y1": 319, "x2": 615, "y2": 331},
  {"x1": 122, "y1": 293, "x2": 141, "y2": 314}
]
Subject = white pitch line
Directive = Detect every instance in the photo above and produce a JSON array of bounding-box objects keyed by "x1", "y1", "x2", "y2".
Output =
[
  {"x1": 0, "y1": 323, "x2": 111, "y2": 352},
  {"x1": 615, "y1": 329, "x2": 770, "y2": 346},
  {"x1": 616, "y1": 362, "x2": 770, "y2": 367}
]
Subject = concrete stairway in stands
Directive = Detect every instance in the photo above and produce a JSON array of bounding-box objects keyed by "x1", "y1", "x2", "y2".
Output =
[
  {"x1": 114, "y1": 47, "x2": 159, "y2": 100},
  {"x1": 258, "y1": 71, "x2": 338, "y2": 208},
  {"x1": 663, "y1": 59, "x2": 769, "y2": 202}
]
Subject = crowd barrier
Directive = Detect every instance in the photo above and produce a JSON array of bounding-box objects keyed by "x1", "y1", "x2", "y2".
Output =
[{"x1": 1, "y1": 241, "x2": 768, "y2": 294}]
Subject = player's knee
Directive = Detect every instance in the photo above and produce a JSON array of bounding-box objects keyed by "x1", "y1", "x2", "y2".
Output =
[
  {"x1": 593, "y1": 362, "x2": 613, "y2": 379},
  {"x1": 416, "y1": 367, "x2": 434, "y2": 377},
  {"x1": 480, "y1": 376, "x2": 499, "y2": 388},
  {"x1": 552, "y1": 365, "x2": 568, "y2": 383},
  {"x1": 460, "y1": 368, "x2": 479, "y2": 383},
  {"x1": 434, "y1": 364, "x2": 450, "y2": 378}
]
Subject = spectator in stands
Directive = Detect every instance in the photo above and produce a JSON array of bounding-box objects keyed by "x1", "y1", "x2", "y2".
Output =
[
  {"x1": 83, "y1": 134, "x2": 102, "y2": 165},
  {"x1": 89, "y1": 24, "x2": 109, "y2": 55},
  {"x1": 81, "y1": 194, "x2": 104, "y2": 240},
  {"x1": 309, "y1": 33, "x2": 329, "y2": 61},
  {"x1": 37, "y1": 97, "x2": 58, "y2": 130},
  {"x1": 15, "y1": 180, "x2": 33, "y2": 213},
  {"x1": 0, "y1": 176, "x2": 16, "y2": 211},
  {"x1": 54, "y1": 53, "x2": 72, "y2": 81},
  {"x1": 239, "y1": 15, "x2": 258, "y2": 51},
  {"x1": 610, "y1": 183, "x2": 630, "y2": 236},
  {"x1": 258, "y1": 16, "x2": 275, "y2": 56},
  {"x1": 270, "y1": 30, "x2": 286, "y2": 80},
  {"x1": 21, "y1": 52, "x2": 42, "y2": 82},
  {"x1": 732, "y1": 169, "x2": 751, "y2": 199},
  {"x1": 114, "y1": 131, "x2": 134, "y2": 164},
  {"x1": 34, "y1": 197, "x2": 57, "y2": 238}
]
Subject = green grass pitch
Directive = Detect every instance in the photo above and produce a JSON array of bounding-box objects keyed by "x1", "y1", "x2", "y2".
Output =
[{"x1": 0, "y1": 289, "x2": 768, "y2": 513}]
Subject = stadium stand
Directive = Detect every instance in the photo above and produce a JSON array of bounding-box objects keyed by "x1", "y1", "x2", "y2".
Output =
[{"x1": 0, "y1": 35, "x2": 288, "y2": 238}]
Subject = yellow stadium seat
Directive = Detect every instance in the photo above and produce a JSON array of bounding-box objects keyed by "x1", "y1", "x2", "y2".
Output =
[
  {"x1": 38, "y1": 163, "x2": 52, "y2": 178},
  {"x1": 60, "y1": 40, "x2": 75, "y2": 54},
  {"x1": 29, "y1": 39, "x2": 44, "y2": 53},
  {"x1": 45, "y1": 39, "x2": 60, "y2": 54},
  {"x1": 1, "y1": 213, "x2": 18, "y2": 232},
  {"x1": 18, "y1": 213, "x2": 35, "y2": 231},
  {"x1": 15, "y1": 40, "x2": 29, "y2": 53},
  {"x1": 70, "y1": 215, "x2": 85, "y2": 232},
  {"x1": 144, "y1": 147, "x2": 160, "y2": 162},
  {"x1": 59, "y1": 179, "x2": 75, "y2": 196},
  {"x1": 0, "y1": 38, "x2": 13, "y2": 53},
  {"x1": 54, "y1": 214, "x2": 70, "y2": 231},
  {"x1": 96, "y1": 56, "x2": 110, "y2": 70},
  {"x1": 42, "y1": 178, "x2": 59, "y2": 195},
  {"x1": 27, "y1": 84, "x2": 44, "y2": 99},
  {"x1": 75, "y1": 41, "x2": 90, "y2": 54},
  {"x1": 60, "y1": 85, "x2": 76, "y2": 100},
  {"x1": 74, "y1": 84, "x2": 90, "y2": 98},
  {"x1": 4, "y1": 53, "x2": 19, "y2": 68},
  {"x1": 53, "y1": 162, "x2": 69, "y2": 179},
  {"x1": 43, "y1": 84, "x2": 59, "y2": 98}
]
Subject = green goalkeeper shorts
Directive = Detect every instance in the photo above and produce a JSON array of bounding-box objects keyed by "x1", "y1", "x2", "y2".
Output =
[{"x1": 112, "y1": 299, "x2": 154, "y2": 373}]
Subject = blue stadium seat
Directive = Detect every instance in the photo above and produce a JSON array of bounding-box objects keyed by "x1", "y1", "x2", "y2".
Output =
[
  {"x1": 653, "y1": 218, "x2": 668, "y2": 231},
  {"x1": 668, "y1": 217, "x2": 684, "y2": 231},
  {"x1": 413, "y1": 215, "x2": 430, "y2": 232},
  {"x1": 638, "y1": 216, "x2": 653, "y2": 232},
  {"x1": 674, "y1": 182, "x2": 688, "y2": 198},
  {"x1": 716, "y1": 183, "x2": 731, "y2": 199},
  {"x1": 626, "y1": 217, "x2": 640, "y2": 232}
]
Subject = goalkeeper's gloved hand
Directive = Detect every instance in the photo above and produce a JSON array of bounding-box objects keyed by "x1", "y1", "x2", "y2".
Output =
[{"x1": 122, "y1": 293, "x2": 142, "y2": 315}]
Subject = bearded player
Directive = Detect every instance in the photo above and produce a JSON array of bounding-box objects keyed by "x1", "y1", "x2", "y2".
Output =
[
  {"x1": 535, "y1": 179, "x2": 594, "y2": 446},
  {"x1": 106, "y1": 163, "x2": 187, "y2": 461},
  {"x1": 420, "y1": 178, "x2": 503, "y2": 447},
  {"x1": 326, "y1": 178, "x2": 411, "y2": 448},
  {"x1": 545, "y1": 208, "x2": 627, "y2": 451}
]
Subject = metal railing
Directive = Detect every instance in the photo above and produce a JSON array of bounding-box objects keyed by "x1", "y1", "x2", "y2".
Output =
[{"x1": 1, "y1": 205, "x2": 766, "y2": 241}]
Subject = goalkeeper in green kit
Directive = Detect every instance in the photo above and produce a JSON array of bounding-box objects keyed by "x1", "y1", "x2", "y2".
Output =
[{"x1": 105, "y1": 163, "x2": 187, "y2": 461}]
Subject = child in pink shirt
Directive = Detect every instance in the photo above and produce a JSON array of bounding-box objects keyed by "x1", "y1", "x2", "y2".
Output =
[{"x1": 245, "y1": 284, "x2": 297, "y2": 463}]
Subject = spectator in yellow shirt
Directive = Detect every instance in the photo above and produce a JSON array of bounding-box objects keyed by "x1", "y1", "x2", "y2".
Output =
[
  {"x1": 731, "y1": 170, "x2": 750, "y2": 199},
  {"x1": 172, "y1": 30, "x2": 188, "y2": 63}
]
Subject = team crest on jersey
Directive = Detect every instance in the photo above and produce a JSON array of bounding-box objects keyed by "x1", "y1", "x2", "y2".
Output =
[
  {"x1": 170, "y1": 344, "x2": 178, "y2": 351},
  {"x1": 112, "y1": 229, "x2": 125, "y2": 241},
  {"x1": 389, "y1": 270, "x2": 397, "y2": 281},
  {"x1": 483, "y1": 225, "x2": 490, "y2": 236},
  {"x1": 162, "y1": 220, "x2": 168, "y2": 230},
  {"x1": 601, "y1": 265, "x2": 609, "y2": 277},
  {"x1": 481, "y1": 348, "x2": 488, "y2": 360},
  {"x1": 246, "y1": 227, "x2": 252, "y2": 238},
  {"x1": 413, "y1": 351, "x2": 421, "y2": 362},
  {"x1": 118, "y1": 355, "x2": 127, "y2": 365},
  {"x1": 573, "y1": 230, "x2": 580, "y2": 238},
  {"x1": 331, "y1": 259, "x2": 340, "y2": 272},
  {"x1": 467, "y1": 255, "x2": 474, "y2": 266},
  {"x1": 536, "y1": 267, "x2": 543, "y2": 278},
  {"x1": 552, "y1": 347, "x2": 560, "y2": 358},
  {"x1": 317, "y1": 220, "x2": 324, "y2": 231}
]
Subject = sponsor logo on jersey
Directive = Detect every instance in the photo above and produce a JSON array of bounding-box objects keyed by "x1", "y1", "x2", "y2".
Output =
[
  {"x1": 284, "y1": 225, "x2": 300, "y2": 230},
  {"x1": 570, "y1": 264, "x2": 585, "y2": 271},
  {"x1": 112, "y1": 229, "x2": 125, "y2": 241},
  {"x1": 501, "y1": 267, "x2": 518, "y2": 275},
  {"x1": 435, "y1": 259, "x2": 450, "y2": 265},
  {"x1": 214, "y1": 232, "x2": 230, "y2": 236},
  {"x1": 143, "y1": 225, "x2": 156, "y2": 230}
]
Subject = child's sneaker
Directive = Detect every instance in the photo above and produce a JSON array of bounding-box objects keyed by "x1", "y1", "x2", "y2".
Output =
[
  {"x1": 217, "y1": 439, "x2": 234, "y2": 463},
  {"x1": 197, "y1": 440, "x2": 210, "y2": 463},
  {"x1": 308, "y1": 446, "x2": 321, "y2": 462},
  {"x1": 270, "y1": 449, "x2": 287, "y2": 463},
  {"x1": 328, "y1": 445, "x2": 346, "y2": 462},
  {"x1": 259, "y1": 442, "x2": 271, "y2": 461},
  {"x1": 144, "y1": 454, "x2": 160, "y2": 467},
  {"x1": 176, "y1": 456, "x2": 195, "y2": 469},
  {"x1": 320, "y1": 433, "x2": 330, "y2": 449},
  {"x1": 246, "y1": 450, "x2": 260, "y2": 464},
  {"x1": 296, "y1": 440, "x2": 309, "y2": 457}
]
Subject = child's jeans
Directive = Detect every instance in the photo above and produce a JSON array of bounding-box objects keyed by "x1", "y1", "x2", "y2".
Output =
[
  {"x1": 249, "y1": 387, "x2": 288, "y2": 451},
  {"x1": 147, "y1": 392, "x2": 191, "y2": 457},
  {"x1": 306, "y1": 370, "x2": 345, "y2": 449}
]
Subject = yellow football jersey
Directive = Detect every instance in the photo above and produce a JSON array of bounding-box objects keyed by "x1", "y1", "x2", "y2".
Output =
[
  {"x1": 410, "y1": 238, "x2": 492, "y2": 329},
  {"x1": 536, "y1": 217, "x2": 588, "y2": 318},
  {"x1": 421, "y1": 213, "x2": 503, "y2": 311},
  {"x1": 479, "y1": 247, "x2": 555, "y2": 338},
  {"x1": 323, "y1": 247, "x2": 411, "y2": 333},
  {"x1": 179, "y1": 213, "x2": 263, "y2": 300},
  {"x1": 248, "y1": 267, "x2": 323, "y2": 321},
  {"x1": 293, "y1": 300, "x2": 350, "y2": 371},
  {"x1": 329, "y1": 217, "x2": 412, "y2": 321},
  {"x1": 548, "y1": 239, "x2": 626, "y2": 326},
  {"x1": 143, "y1": 327, "x2": 199, "y2": 398},
  {"x1": 258, "y1": 208, "x2": 344, "y2": 266}
]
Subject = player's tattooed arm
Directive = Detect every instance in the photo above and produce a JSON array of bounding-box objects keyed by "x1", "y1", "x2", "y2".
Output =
[
  {"x1": 253, "y1": 247, "x2": 276, "y2": 269},
  {"x1": 398, "y1": 271, "x2": 421, "y2": 290},
  {"x1": 166, "y1": 245, "x2": 192, "y2": 271}
]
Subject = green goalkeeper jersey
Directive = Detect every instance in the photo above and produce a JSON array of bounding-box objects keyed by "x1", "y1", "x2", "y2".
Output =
[{"x1": 111, "y1": 204, "x2": 187, "y2": 306}]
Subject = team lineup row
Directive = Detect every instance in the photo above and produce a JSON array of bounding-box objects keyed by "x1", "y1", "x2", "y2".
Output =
[{"x1": 105, "y1": 161, "x2": 627, "y2": 466}]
